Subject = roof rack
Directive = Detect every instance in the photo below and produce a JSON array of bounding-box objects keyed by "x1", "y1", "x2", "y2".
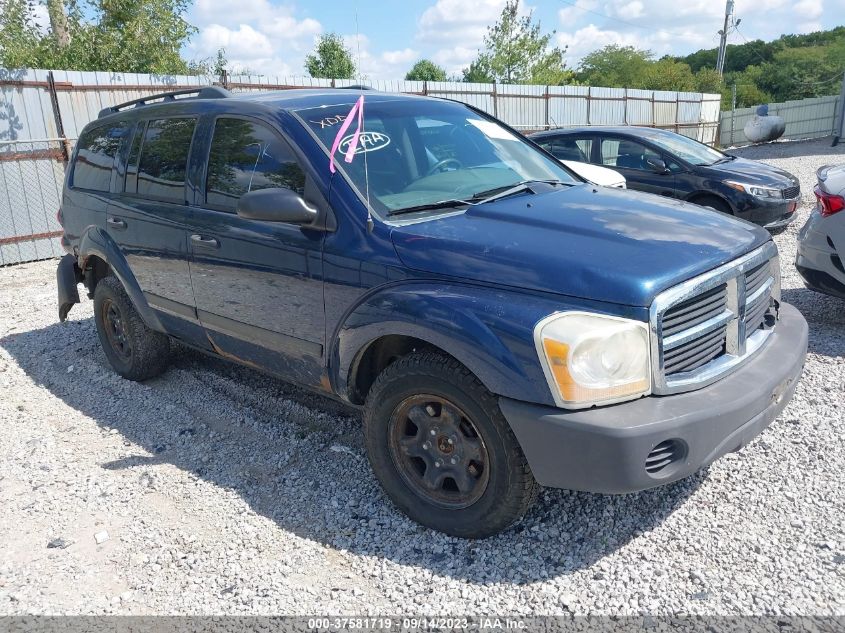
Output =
[{"x1": 98, "y1": 86, "x2": 231, "y2": 119}]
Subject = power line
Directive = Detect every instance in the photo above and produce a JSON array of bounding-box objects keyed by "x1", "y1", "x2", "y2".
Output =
[{"x1": 557, "y1": 0, "x2": 693, "y2": 40}]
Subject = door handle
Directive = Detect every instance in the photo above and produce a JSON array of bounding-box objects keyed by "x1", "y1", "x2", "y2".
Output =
[
  {"x1": 106, "y1": 217, "x2": 126, "y2": 229},
  {"x1": 190, "y1": 234, "x2": 220, "y2": 248}
]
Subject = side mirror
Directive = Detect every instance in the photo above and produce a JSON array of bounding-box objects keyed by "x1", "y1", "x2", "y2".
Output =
[
  {"x1": 646, "y1": 157, "x2": 671, "y2": 174},
  {"x1": 236, "y1": 188, "x2": 318, "y2": 224}
]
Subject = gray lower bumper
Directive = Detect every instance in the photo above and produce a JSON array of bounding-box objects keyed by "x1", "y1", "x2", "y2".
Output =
[{"x1": 500, "y1": 303, "x2": 808, "y2": 494}]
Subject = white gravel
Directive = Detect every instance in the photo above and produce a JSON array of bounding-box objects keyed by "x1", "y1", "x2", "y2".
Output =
[{"x1": 0, "y1": 137, "x2": 843, "y2": 616}]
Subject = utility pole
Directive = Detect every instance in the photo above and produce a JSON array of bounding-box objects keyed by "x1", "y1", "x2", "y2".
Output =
[{"x1": 716, "y1": 0, "x2": 739, "y2": 77}]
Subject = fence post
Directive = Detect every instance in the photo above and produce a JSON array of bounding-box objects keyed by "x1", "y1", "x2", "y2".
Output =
[
  {"x1": 730, "y1": 83, "x2": 737, "y2": 146},
  {"x1": 220, "y1": 69, "x2": 228, "y2": 90},
  {"x1": 492, "y1": 83, "x2": 498, "y2": 118},
  {"x1": 586, "y1": 86, "x2": 591, "y2": 125},
  {"x1": 623, "y1": 87, "x2": 628, "y2": 125},
  {"x1": 422, "y1": 80, "x2": 428, "y2": 97},
  {"x1": 833, "y1": 72, "x2": 845, "y2": 146},
  {"x1": 46, "y1": 71, "x2": 68, "y2": 163},
  {"x1": 544, "y1": 85, "x2": 550, "y2": 130}
]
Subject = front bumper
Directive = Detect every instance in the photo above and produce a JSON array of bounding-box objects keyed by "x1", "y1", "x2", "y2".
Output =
[
  {"x1": 736, "y1": 196, "x2": 799, "y2": 230},
  {"x1": 500, "y1": 303, "x2": 807, "y2": 494}
]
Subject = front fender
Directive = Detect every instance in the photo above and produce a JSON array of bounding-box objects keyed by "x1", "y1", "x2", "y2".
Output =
[
  {"x1": 78, "y1": 227, "x2": 164, "y2": 332},
  {"x1": 331, "y1": 282, "x2": 646, "y2": 407}
]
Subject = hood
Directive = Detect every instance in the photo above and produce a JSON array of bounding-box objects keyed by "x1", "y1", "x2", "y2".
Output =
[
  {"x1": 701, "y1": 156, "x2": 799, "y2": 188},
  {"x1": 561, "y1": 160, "x2": 626, "y2": 188},
  {"x1": 391, "y1": 185, "x2": 771, "y2": 307}
]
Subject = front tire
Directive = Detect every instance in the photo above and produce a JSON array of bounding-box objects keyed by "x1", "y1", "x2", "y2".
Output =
[
  {"x1": 364, "y1": 352, "x2": 539, "y2": 538},
  {"x1": 93, "y1": 276, "x2": 171, "y2": 381}
]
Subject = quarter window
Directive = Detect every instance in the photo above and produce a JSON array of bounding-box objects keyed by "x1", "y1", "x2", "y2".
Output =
[
  {"x1": 206, "y1": 118, "x2": 306, "y2": 213},
  {"x1": 72, "y1": 122, "x2": 129, "y2": 192},
  {"x1": 135, "y1": 118, "x2": 197, "y2": 203}
]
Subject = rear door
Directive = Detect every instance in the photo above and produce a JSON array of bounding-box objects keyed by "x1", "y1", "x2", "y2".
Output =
[
  {"x1": 187, "y1": 116, "x2": 326, "y2": 387},
  {"x1": 597, "y1": 135, "x2": 676, "y2": 197},
  {"x1": 63, "y1": 120, "x2": 129, "y2": 247},
  {"x1": 107, "y1": 117, "x2": 201, "y2": 340}
]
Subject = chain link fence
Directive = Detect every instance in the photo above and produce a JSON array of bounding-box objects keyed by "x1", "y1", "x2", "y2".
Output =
[{"x1": 0, "y1": 139, "x2": 66, "y2": 266}]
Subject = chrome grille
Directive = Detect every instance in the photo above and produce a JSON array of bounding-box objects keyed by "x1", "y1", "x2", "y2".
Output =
[
  {"x1": 781, "y1": 185, "x2": 800, "y2": 199},
  {"x1": 650, "y1": 242, "x2": 780, "y2": 394}
]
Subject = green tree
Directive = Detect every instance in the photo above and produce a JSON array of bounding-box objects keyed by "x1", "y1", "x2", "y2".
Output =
[
  {"x1": 305, "y1": 33, "x2": 356, "y2": 79},
  {"x1": 463, "y1": 0, "x2": 570, "y2": 84},
  {"x1": 462, "y1": 59, "x2": 494, "y2": 83},
  {"x1": 641, "y1": 59, "x2": 696, "y2": 92},
  {"x1": 577, "y1": 45, "x2": 652, "y2": 87},
  {"x1": 0, "y1": 0, "x2": 200, "y2": 74},
  {"x1": 405, "y1": 59, "x2": 447, "y2": 82},
  {"x1": 694, "y1": 67, "x2": 723, "y2": 94}
]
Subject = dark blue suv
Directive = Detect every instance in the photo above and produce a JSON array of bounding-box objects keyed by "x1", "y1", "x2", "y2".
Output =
[{"x1": 57, "y1": 87, "x2": 808, "y2": 538}]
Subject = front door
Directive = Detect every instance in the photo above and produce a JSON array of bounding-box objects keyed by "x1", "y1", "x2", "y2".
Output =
[
  {"x1": 187, "y1": 116, "x2": 326, "y2": 387},
  {"x1": 598, "y1": 136, "x2": 676, "y2": 197}
]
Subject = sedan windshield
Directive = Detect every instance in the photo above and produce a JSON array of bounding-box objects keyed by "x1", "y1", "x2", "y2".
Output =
[
  {"x1": 642, "y1": 131, "x2": 727, "y2": 166},
  {"x1": 294, "y1": 98, "x2": 579, "y2": 215}
]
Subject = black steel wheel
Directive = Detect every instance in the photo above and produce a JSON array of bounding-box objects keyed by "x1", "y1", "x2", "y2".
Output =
[
  {"x1": 388, "y1": 394, "x2": 490, "y2": 509},
  {"x1": 93, "y1": 276, "x2": 171, "y2": 381}
]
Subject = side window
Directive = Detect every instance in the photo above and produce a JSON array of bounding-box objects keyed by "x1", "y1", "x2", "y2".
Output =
[
  {"x1": 541, "y1": 137, "x2": 591, "y2": 162},
  {"x1": 72, "y1": 122, "x2": 129, "y2": 192},
  {"x1": 206, "y1": 118, "x2": 306, "y2": 213},
  {"x1": 136, "y1": 118, "x2": 197, "y2": 203},
  {"x1": 600, "y1": 137, "x2": 661, "y2": 171}
]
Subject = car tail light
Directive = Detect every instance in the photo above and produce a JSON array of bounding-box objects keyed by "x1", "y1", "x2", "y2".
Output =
[{"x1": 814, "y1": 186, "x2": 845, "y2": 217}]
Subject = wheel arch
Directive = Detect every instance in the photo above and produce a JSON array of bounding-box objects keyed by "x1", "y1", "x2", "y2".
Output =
[
  {"x1": 77, "y1": 226, "x2": 164, "y2": 332},
  {"x1": 330, "y1": 283, "x2": 557, "y2": 407},
  {"x1": 686, "y1": 191, "x2": 734, "y2": 214}
]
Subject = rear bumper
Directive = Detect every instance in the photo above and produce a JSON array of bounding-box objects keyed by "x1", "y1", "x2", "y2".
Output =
[
  {"x1": 796, "y1": 210, "x2": 845, "y2": 299},
  {"x1": 500, "y1": 303, "x2": 807, "y2": 494}
]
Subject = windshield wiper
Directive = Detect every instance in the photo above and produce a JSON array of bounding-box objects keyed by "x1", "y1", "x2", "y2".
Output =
[
  {"x1": 711, "y1": 155, "x2": 737, "y2": 165},
  {"x1": 387, "y1": 179, "x2": 568, "y2": 217},
  {"x1": 471, "y1": 179, "x2": 567, "y2": 204},
  {"x1": 387, "y1": 198, "x2": 473, "y2": 217}
]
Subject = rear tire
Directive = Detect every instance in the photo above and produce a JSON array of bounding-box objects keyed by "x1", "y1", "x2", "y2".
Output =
[
  {"x1": 363, "y1": 351, "x2": 539, "y2": 539},
  {"x1": 93, "y1": 276, "x2": 171, "y2": 381}
]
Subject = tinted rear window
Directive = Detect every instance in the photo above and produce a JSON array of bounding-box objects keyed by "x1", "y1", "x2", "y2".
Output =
[
  {"x1": 72, "y1": 122, "x2": 129, "y2": 192},
  {"x1": 135, "y1": 118, "x2": 197, "y2": 203}
]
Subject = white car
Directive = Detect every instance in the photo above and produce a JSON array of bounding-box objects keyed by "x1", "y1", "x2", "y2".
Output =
[{"x1": 560, "y1": 159, "x2": 626, "y2": 189}]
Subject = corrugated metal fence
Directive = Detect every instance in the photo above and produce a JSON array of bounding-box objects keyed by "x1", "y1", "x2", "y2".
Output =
[
  {"x1": 0, "y1": 67, "x2": 721, "y2": 266},
  {"x1": 719, "y1": 94, "x2": 842, "y2": 147}
]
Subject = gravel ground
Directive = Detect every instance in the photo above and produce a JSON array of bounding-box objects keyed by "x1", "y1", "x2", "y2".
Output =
[{"x1": 0, "y1": 137, "x2": 843, "y2": 617}]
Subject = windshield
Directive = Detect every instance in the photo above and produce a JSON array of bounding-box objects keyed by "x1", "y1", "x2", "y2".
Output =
[
  {"x1": 294, "y1": 99, "x2": 579, "y2": 214},
  {"x1": 642, "y1": 131, "x2": 726, "y2": 166}
]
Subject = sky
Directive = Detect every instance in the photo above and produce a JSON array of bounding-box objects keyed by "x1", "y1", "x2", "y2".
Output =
[{"x1": 183, "y1": 0, "x2": 845, "y2": 79}]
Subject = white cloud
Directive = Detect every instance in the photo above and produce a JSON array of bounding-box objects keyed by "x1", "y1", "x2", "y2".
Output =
[
  {"x1": 341, "y1": 34, "x2": 420, "y2": 80},
  {"x1": 186, "y1": 1, "x2": 321, "y2": 76},
  {"x1": 793, "y1": 0, "x2": 824, "y2": 19},
  {"x1": 615, "y1": 1, "x2": 644, "y2": 19}
]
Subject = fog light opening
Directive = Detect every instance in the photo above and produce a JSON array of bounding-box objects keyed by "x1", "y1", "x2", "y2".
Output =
[{"x1": 645, "y1": 439, "x2": 688, "y2": 478}]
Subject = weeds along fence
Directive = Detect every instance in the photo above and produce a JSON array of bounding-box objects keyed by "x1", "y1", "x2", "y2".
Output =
[
  {"x1": 719, "y1": 94, "x2": 843, "y2": 147},
  {"x1": 0, "y1": 67, "x2": 721, "y2": 266}
]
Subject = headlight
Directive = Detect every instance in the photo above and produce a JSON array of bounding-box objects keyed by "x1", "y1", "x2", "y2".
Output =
[
  {"x1": 726, "y1": 181, "x2": 781, "y2": 199},
  {"x1": 534, "y1": 312, "x2": 651, "y2": 409}
]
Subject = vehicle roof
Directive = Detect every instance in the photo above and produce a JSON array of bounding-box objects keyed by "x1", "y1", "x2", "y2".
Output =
[
  {"x1": 530, "y1": 126, "x2": 680, "y2": 139},
  {"x1": 96, "y1": 88, "x2": 440, "y2": 124}
]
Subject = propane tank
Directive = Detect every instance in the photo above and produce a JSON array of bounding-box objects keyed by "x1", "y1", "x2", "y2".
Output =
[{"x1": 744, "y1": 104, "x2": 786, "y2": 143}]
